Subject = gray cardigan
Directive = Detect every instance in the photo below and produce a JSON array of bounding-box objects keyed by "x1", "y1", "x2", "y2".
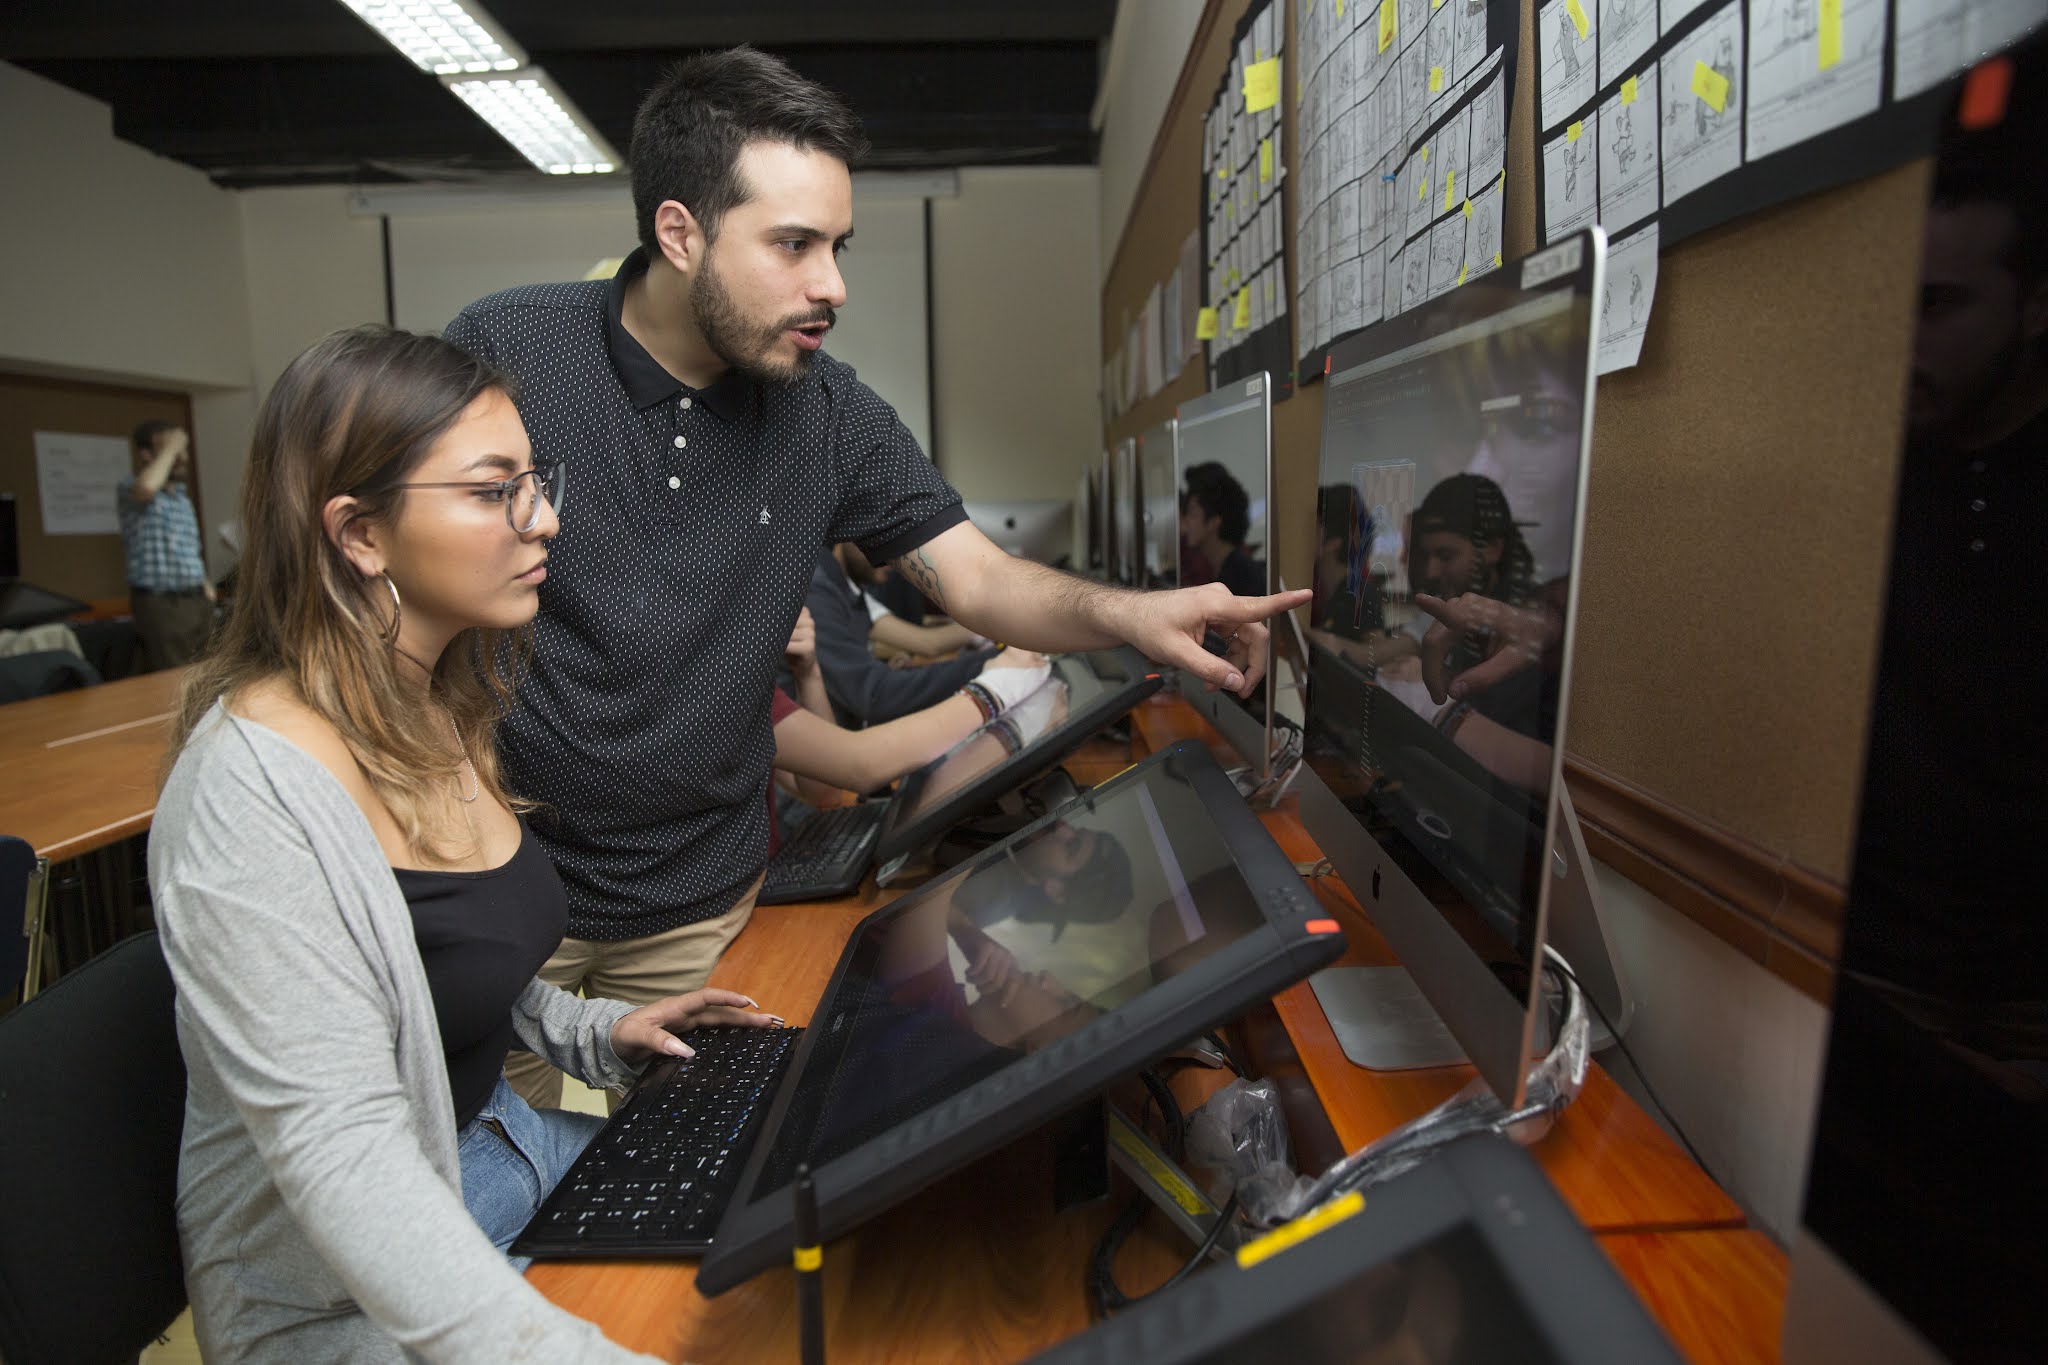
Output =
[{"x1": 151, "y1": 706, "x2": 662, "y2": 1363}]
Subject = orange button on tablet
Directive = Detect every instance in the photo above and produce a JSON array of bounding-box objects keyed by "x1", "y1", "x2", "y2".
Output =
[{"x1": 1305, "y1": 918, "x2": 1340, "y2": 935}]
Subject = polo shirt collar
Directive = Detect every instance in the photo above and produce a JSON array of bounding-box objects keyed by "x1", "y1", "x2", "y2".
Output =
[{"x1": 603, "y1": 247, "x2": 752, "y2": 420}]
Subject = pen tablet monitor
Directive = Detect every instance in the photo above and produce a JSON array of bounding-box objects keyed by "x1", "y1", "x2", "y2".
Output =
[
  {"x1": 694, "y1": 740, "x2": 1346, "y2": 1295},
  {"x1": 871, "y1": 646, "x2": 1163, "y2": 863},
  {"x1": 1020, "y1": 1133, "x2": 1682, "y2": 1365}
]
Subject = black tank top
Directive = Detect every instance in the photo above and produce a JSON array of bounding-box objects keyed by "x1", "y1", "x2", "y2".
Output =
[{"x1": 394, "y1": 822, "x2": 569, "y2": 1127}]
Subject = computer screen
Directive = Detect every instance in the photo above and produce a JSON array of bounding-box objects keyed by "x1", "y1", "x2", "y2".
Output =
[
  {"x1": 1174, "y1": 373, "x2": 1273, "y2": 599},
  {"x1": 964, "y1": 499, "x2": 1073, "y2": 566},
  {"x1": 1019, "y1": 1134, "x2": 1681, "y2": 1365},
  {"x1": 1110, "y1": 438, "x2": 1139, "y2": 586},
  {"x1": 0, "y1": 494, "x2": 18, "y2": 580},
  {"x1": 695, "y1": 741, "x2": 1346, "y2": 1296},
  {"x1": 1785, "y1": 47, "x2": 2048, "y2": 1363},
  {"x1": 873, "y1": 647, "x2": 1163, "y2": 863},
  {"x1": 1137, "y1": 419, "x2": 1178, "y2": 588},
  {"x1": 1300, "y1": 231, "x2": 1604, "y2": 1106}
]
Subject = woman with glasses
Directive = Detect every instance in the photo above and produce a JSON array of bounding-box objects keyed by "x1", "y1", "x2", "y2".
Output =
[{"x1": 150, "y1": 326, "x2": 772, "y2": 1362}]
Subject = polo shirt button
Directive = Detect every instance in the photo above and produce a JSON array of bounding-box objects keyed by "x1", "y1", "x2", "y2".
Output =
[
  {"x1": 1969, "y1": 538, "x2": 1985, "y2": 552},
  {"x1": 1969, "y1": 497, "x2": 1986, "y2": 512},
  {"x1": 680, "y1": 397, "x2": 693, "y2": 410},
  {"x1": 673, "y1": 435, "x2": 687, "y2": 449},
  {"x1": 668, "y1": 475, "x2": 682, "y2": 490}
]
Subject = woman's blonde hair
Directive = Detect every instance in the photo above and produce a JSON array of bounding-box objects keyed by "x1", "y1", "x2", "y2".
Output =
[{"x1": 176, "y1": 325, "x2": 532, "y2": 860}]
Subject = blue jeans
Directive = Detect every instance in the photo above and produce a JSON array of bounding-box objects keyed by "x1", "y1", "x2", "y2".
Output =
[{"x1": 457, "y1": 1073, "x2": 607, "y2": 1269}]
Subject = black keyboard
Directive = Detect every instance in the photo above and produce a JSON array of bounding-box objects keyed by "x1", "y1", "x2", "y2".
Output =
[
  {"x1": 513, "y1": 1024, "x2": 803, "y2": 1258},
  {"x1": 758, "y1": 801, "x2": 885, "y2": 904}
]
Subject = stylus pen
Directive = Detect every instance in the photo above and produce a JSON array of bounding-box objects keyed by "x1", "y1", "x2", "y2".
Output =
[{"x1": 794, "y1": 1163, "x2": 825, "y2": 1365}]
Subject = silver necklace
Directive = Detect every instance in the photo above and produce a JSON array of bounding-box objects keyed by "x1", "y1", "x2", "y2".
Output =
[{"x1": 446, "y1": 712, "x2": 479, "y2": 803}]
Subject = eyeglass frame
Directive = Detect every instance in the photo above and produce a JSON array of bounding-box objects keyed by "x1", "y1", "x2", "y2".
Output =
[{"x1": 366, "y1": 462, "x2": 565, "y2": 533}]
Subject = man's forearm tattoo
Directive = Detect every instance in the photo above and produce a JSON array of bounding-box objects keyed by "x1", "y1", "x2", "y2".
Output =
[{"x1": 900, "y1": 547, "x2": 947, "y2": 608}]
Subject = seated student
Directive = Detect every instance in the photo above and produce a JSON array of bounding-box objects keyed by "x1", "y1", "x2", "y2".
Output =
[
  {"x1": 772, "y1": 606, "x2": 1049, "y2": 805},
  {"x1": 1179, "y1": 461, "x2": 1268, "y2": 598},
  {"x1": 149, "y1": 325, "x2": 779, "y2": 1364},
  {"x1": 807, "y1": 542, "x2": 1011, "y2": 725},
  {"x1": 837, "y1": 540, "x2": 984, "y2": 658}
]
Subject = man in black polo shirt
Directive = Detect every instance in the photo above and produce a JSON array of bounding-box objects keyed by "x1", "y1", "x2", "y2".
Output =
[{"x1": 445, "y1": 46, "x2": 1304, "y2": 1108}]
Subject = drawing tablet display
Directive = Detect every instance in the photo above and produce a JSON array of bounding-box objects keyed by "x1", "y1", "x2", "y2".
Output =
[
  {"x1": 1021, "y1": 1134, "x2": 1682, "y2": 1365},
  {"x1": 695, "y1": 741, "x2": 1345, "y2": 1295},
  {"x1": 872, "y1": 647, "x2": 1162, "y2": 862}
]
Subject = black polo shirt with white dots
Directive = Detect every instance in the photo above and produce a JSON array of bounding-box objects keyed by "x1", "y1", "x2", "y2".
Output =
[{"x1": 443, "y1": 248, "x2": 966, "y2": 940}]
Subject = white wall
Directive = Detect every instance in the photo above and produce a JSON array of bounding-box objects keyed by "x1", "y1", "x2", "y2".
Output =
[
  {"x1": 930, "y1": 167, "x2": 1103, "y2": 504},
  {"x1": 0, "y1": 61, "x2": 255, "y2": 571},
  {"x1": 239, "y1": 187, "x2": 386, "y2": 396},
  {"x1": 1591, "y1": 861, "x2": 1829, "y2": 1240},
  {"x1": 1096, "y1": 0, "x2": 1206, "y2": 270}
]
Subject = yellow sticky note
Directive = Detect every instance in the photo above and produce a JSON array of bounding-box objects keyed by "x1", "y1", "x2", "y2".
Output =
[
  {"x1": 1216, "y1": 165, "x2": 1228, "y2": 179},
  {"x1": 1196, "y1": 307, "x2": 1220, "y2": 340},
  {"x1": 1379, "y1": 0, "x2": 1397, "y2": 52},
  {"x1": 1818, "y1": 0, "x2": 1842, "y2": 69},
  {"x1": 1418, "y1": 178, "x2": 1428, "y2": 202},
  {"x1": 1260, "y1": 137, "x2": 1274, "y2": 183},
  {"x1": 1421, "y1": 144, "x2": 1431, "y2": 163},
  {"x1": 1433, "y1": 0, "x2": 1447, "y2": 8},
  {"x1": 1692, "y1": 60, "x2": 1730, "y2": 112},
  {"x1": 1463, "y1": 198, "x2": 1473, "y2": 219},
  {"x1": 1566, "y1": 120, "x2": 1584, "y2": 143},
  {"x1": 1228, "y1": 266, "x2": 1241, "y2": 286},
  {"x1": 1493, "y1": 252, "x2": 1503, "y2": 267},
  {"x1": 1244, "y1": 58, "x2": 1281, "y2": 113},
  {"x1": 1430, "y1": 66, "x2": 1444, "y2": 92},
  {"x1": 1565, "y1": 0, "x2": 1590, "y2": 40},
  {"x1": 1458, "y1": 263, "x2": 1468, "y2": 285},
  {"x1": 1621, "y1": 76, "x2": 1639, "y2": 105},
  {"x1": 1337, "y1": 0, "x2": 1346, "y2": 15},
  {"x1": 1234, "y1": 290, "x2": 1252, "y2": 329},
  {"x1": 1444, "y1": 171, "x2": 1456, "y2": 212}
]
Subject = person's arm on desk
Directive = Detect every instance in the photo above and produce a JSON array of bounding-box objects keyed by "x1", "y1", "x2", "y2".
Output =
[
  {"x1": 868, "y1": 612, "x2": 981, "y2": 658},
  {"x1": 894, "y1": 520, "x2": 1310, "y2": 698}
]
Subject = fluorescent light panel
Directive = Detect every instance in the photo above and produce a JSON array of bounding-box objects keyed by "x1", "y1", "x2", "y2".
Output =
[
  {"x1": 444, "y1": 71, "x2": 620, "y2": 175},
  {"x1": 339, "y1": 0, "x2": 526, "y2": 75}
]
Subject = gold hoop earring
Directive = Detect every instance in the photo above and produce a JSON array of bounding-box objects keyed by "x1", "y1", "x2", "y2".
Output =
[{"x1": 382, "y1": 574, "x2": 402, "y2": 644}]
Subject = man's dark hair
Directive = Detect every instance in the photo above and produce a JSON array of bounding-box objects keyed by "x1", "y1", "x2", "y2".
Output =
[
  {"x1": 629, "y1": 46, "x2": 870, "y2": 257},
  {"x1": 132, "y1": 419, "x2": 178, "y2": 454},
  {"x1": 1050, "y1": 829, "x2": 1134, "y2": 937},
  {"x1": 1414, "y1": 473, "x2": 1536, "y2": 602},
  {"x1": 1180, "y1": 461, "x2": 1251, "y2": 546}
]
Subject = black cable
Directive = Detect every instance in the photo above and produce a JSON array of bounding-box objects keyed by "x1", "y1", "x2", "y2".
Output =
[
  {"x1": 1204, "y1": 1030, "x2": 1248, "y2": 1077},
  {"x1": 1548, "y1": 959, "x2": 1721, "y2": 1188},
  {"x1": 1089, "y1": 1068, "x2": 1242, "y2": 1318}
]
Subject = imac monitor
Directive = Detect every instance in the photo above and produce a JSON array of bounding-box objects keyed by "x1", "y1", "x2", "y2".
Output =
[
  {"x1": 1174, "y1": 373, "x2": 1273, "y2": 599},
  {"x1": 1136, "y1": 419, "x2": 1179, "y2": 588},
  {"x1": 873, "y1": 646, "x2": 1163, "y2": 863},
  {"x1": 1110, "y1": 437, "x2": 1139, "y2": 586},
  {"x1": 1783, "y1": 53, "x2": 2048, "y2": 1364},
  {"x1": 696, "y1": 740, "x2": 1347, "y2": 1294},
  {"x1": 1300, "y1": 230, "x2": 1606, "y2": 1107},
  {"x1": 964, "y1": 499, "x2": 1073, "y2": 567},
  {"x1": 1021, "y1": 1132, "x2": 1681, "y2": 1365}
]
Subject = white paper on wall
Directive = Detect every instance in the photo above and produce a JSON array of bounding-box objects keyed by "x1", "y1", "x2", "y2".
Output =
[{"x1": 1745, "y1": 0, "x2": 1886, "y2": 161}]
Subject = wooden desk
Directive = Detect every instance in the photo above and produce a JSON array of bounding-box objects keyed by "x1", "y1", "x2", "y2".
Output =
[
  {"x1": 0, "y1": 667, "x2": 183, "y2": 859},
  {"x1": 531, "y1": 694, "x2": 1787, "y2": 1362}
]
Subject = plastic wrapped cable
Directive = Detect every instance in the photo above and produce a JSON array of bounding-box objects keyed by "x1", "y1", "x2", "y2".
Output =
[{"x1": 1184, "y1": 1078, "x2": 1318, "y2": 1228}]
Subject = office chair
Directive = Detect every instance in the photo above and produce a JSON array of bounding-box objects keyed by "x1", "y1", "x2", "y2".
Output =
[
  {"x1": 0, "y1": 930, "x2": 187, "y2": 1364},
  {"x1": 0, "y1": 835, "x2": 35, "y2": 1005}
]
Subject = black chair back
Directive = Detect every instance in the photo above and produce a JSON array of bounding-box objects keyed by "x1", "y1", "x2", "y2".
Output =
[
  {"x1": 0, "y1": 931, "x2": 186, "y2": 1364},
  {"x1": 0, "y1": 836, "x2": 32, "y2": 1005}
]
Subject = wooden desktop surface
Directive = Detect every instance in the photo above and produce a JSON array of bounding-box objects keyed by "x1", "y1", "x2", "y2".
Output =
[
  {"x1": 530, "y1": 692, "x2": 1786, "y2": 1362},
  {"x1": 0, "y1": 667, "x2": 184, "y2": 859}
]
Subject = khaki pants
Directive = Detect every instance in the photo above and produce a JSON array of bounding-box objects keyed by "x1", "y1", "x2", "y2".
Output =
[
  {"x1": 130, "y1": 588, "x2": 214, "y2": 670},
  {"x1": 505, "y1": 874, "x2": 763, "y2": 1111}
]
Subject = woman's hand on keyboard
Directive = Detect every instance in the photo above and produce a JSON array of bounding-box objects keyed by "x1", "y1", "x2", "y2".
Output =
[{"x1": 610, "y1": 988, "x2": 786, "y2": 1064}]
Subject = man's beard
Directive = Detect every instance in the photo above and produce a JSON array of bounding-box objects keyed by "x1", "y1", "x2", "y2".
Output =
[{"x1": 691, "y1": 248, "x2": 835, "y2": 387}]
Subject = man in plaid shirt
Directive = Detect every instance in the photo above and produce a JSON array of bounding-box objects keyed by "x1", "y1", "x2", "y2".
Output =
[{"x1": 119, "y1": 420, "x2": 215, "y2": 670}]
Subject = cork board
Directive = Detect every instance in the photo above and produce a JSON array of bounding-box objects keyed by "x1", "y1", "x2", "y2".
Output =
[
  {"x1": 1104, "y1": 0, "x2": 1927, "y2": 887},
  {"x1": 0, "y1": 372, "x2": 197, "y2": 603}
]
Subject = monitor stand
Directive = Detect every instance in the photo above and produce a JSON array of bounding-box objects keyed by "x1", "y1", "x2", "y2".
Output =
[{"x1": 1307, "y1": 790, "x2": 1623, "y2": 1070}]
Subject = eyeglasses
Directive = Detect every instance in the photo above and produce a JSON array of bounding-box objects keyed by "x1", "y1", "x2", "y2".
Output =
[{"x1": 378, "y1": 463, "x2": 564, "y2": 533}]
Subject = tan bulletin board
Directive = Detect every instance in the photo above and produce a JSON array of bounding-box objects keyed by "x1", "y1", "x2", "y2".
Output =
[
  {"x1": 1103, "y1": 0, "x2": 1929, "y2": 889},
  {"x1": 0, "y1": 372, "x2": 197, "y2": 603}
]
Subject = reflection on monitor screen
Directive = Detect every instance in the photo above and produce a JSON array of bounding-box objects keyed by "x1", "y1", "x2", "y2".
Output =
[
  {"x1": 1300, "y1": 234, "x2": 1602, "y2": 1105},
  {"x1": 1138, "y1": 419, "x2": 1179, "y2": 588},
  {"x1": 1176, "y1": 375, "x2": 1272, "y2": 599}
]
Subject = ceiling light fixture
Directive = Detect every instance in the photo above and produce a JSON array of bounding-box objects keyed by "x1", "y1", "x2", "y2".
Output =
[
  {"x1": 443, "y1": 71, "x2": 620, "y2": 175},
  {"x1": 337, "y1": 0, "x2": 527, "y2": 75}
]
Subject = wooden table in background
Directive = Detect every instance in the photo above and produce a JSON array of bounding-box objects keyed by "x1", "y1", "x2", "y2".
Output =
[
  {"x1": 530, "y1": 690, "x2": 1789, "y2": 1363},
  {"x1": 0, "y1": 667, "x2": 183, "y2": 860}
]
